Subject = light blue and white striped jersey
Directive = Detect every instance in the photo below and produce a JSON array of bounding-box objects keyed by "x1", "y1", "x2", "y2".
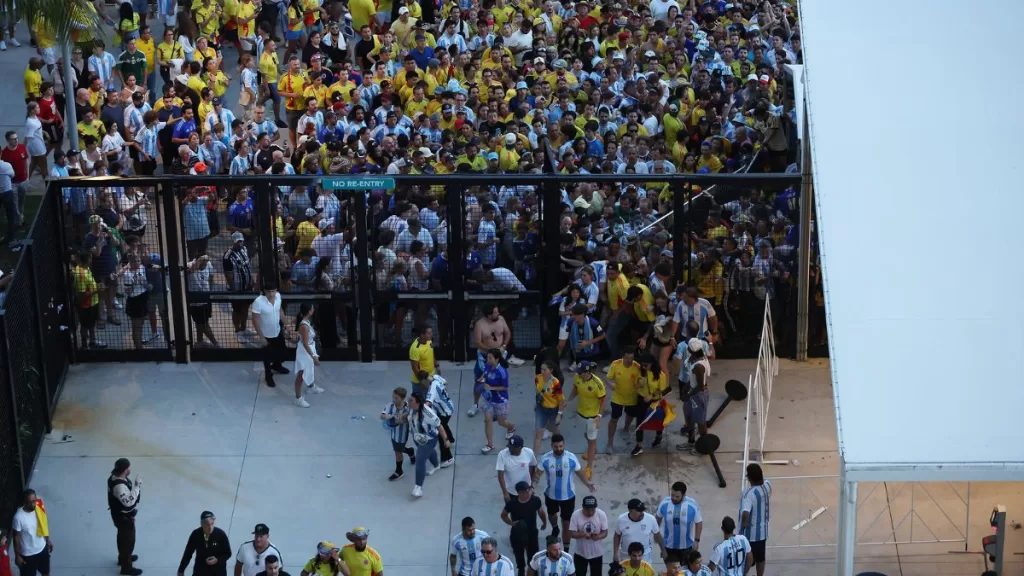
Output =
[
  {"x1": 297, "y1": 111, "x2": 325, "y2": 138},
  {"x1": 471, "y1": 555, "x2": 515, "y2": 576},
  {"x1": 198, "y1": 142, "x2": 227, "y2": 174},
  {"x1": 381, "y1": 401, "x2": 411, "y2": 444},
  {"x1": 449, "y1": 529, "x2": 489, "y2": 576},
  {"x1": 437, "y1": 33, "x2": 469, "y2": 53},
  {"x1": 709, "y1": 535, "x2": 750, "y2": 576},
  {"x1": 656, "y1": 496, "x2": 702, "y2": 550},
  {"x1": 425, "y1": 375, "x2": 455, "y2": 418},
  {"x1": 528, "y1": 550, "x2": 574, "y2": 576},
  {"x1": 230, "y1": 154, "x2": 251, "y2": 175},
  {"x1": 241, "y1": 67, "x2": 258, "y2": 92},
  {"x1": 477, "y1": 218, "x2": 497, "y2": 265},
  {"x1": 206, "y1": 108, "x2": 236, "y2": 135},
  {"x1": 136, "y1": 123, "x2": 164, "y2": 158},
  {"x1": 683, "y1": 566, "x2": 712, "y2": 576},
  {"x1": 88, "y1": 51, "x2": 118, "y2": 89},
  {"x1": 251, "y1": 119, "x2": 278, "y2": 139},
  {"x1": 124, "y1": 103, "x2": 150, "y2": 137},
  {"x1": 538, "y1": 451, "x2": 581, "y2": 501},
  {"x1": 740, "y1": 481, "x2": 771, "y2": 542},
  {"x1": 672, "y1": 298, "x2": 717, "y2": 338}
]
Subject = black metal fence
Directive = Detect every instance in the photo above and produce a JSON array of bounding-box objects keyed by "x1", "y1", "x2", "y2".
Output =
[
  {"x1": 0, "y1": 187, "x2": 73, "y2": 530},
  {"x1": 43, "y1": 172, "x2": 811, "y2": 366}
]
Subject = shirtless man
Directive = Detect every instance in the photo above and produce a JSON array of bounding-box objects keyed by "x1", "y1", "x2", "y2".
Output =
[{"x1": 467, "y1": 305, "x2": 524, "y2": 416}]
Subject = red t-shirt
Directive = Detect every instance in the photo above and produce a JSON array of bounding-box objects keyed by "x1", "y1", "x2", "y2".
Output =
[
  {"x1": 0, "y1": 145, "x2": 28, "y2": 183},
  {"x1": 38, "y1": 96, "x2": 62, "y2": 126},
  {"x1": 0, "y1": 544, "x2": 12, "y2": 576}
]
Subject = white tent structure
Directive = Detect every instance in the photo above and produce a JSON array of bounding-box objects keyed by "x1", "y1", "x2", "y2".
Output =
[{"x1": 800, "y1": 0, "x2": 1024, "y2": 573}]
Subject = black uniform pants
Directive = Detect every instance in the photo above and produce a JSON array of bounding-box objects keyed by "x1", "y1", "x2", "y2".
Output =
[
  {"x1": 113, "y1": 516, "x2": 136, "y2": 568},
  {"x1": 510, "y1": 528, "x2": 539, "y2": 576}
]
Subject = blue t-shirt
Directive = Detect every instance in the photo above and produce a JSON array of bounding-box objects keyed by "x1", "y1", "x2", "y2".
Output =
[
  {"x1": 483, "y1": 365, "x2": 509, "y2": 403},
  {"x1": 430, "y1": 253, "x2": 449, "y2": 290}
]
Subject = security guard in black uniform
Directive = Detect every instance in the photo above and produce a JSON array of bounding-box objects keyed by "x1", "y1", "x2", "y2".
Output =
[{"x1": 108, "y1": 457, "x2": 143, "y2": 575}]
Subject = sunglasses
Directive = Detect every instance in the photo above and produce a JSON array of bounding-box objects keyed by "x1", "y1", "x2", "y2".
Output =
[{"x1": 481, "y1": 549, "x2": 496, "y2": 555}]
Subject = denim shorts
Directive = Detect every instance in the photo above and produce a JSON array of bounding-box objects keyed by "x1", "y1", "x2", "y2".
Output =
[
  {"x1": 486, "y1": 400, "x2": 509, "y2": 420},
  {"x1": 535, "y1": 406, "x2": 558, "y2": 429}
]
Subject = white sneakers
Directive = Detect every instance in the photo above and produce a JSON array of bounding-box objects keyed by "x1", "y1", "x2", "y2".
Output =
[
  {"x1": 308, "y1": 384, "x2": 325, "y2": 394},
  {"x1": 9, "y1": 38, "x2": 19, "y2": 47},
  {"x1": 440, "y1": 458, "x2": 454, "y2": 468},
  {"x1": 505, "y1": 428, "x2": 517, "y2": 440},
  {"x1": 426, "y1": 465, "x2": 437, "y2": 476},
  {"x1": 507, "y1": 355, "x2": 526, "y2": 366},
  {"x1": 467, "y1": 404, "x2": 479, "y2": 417},
  {"x1": 542, "y1": 430, "x2": 552, "y2": 440},
  {"x1": 294, "y1": 397, "x2": 310, "y2": 408},
  {"x1": 412, "y1": 485, "x2": 423, "y2": 498}
]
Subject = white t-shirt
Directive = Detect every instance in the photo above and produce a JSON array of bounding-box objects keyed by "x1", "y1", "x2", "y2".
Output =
[
  {"x1": 495, "y1": 447, "x2": 537, "y2": 495},
  {"x1": 615, "y1": 512, "x2": 659, "y2": 560},
  {"x1": 235, "y1": 540, "x2": 284, "y2": 576},
  {"x1": 251, "y1": 294, "x2": 282, "y2": 338},
  {"x1": 569, "y1": 508, "x2": 608, "y2": 560},
  {"x1": 12, "y1": 507, "x2": 46, "y2": 556}
]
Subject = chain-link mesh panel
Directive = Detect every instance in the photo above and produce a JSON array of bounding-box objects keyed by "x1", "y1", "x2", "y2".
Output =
[
  {"x1": 3, "y1": 249, "x2": 46, "y2": 475},
  {"x1": 0, "y1": 318, "x2": 22, "y2": 530},
  {"x1": 30, "y1": 192, "x2": 71, "y2": 406}
]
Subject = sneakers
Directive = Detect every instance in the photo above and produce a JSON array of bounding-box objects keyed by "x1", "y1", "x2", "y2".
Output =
[
  {"x1": 119, "y1": 568, "x2": 143, "y2": 576},
  {"x1": 388, "y1": 471, "x2": 404, "y2": 481},
  {"x1": 272, "y1": 364, "x2": 290, "y2": 374},
  {"x1": 440, "y1": 458, "x2": 454, "y2": 468},
  {"x1": 113, "y1": 299, "x2": 124, "y2": 310},
  {"x1": 308, "y1": 384, "x2": 325, "y2": 394},
  {"x1": 412, "y1": 485, "x2": 423, "y2": 498},
  {"x1": 0, "y1": 41, "x2": 6, "y2": 51},
  {"x1": 542, "y1": 430, "x2": 552, "y2": 440},
  {"x1": 675, "y1": 442, "x2": 694, "y2": 452},
  {"x1": 481, "y1": 444, "x2": 493, "y2": 453},
  {"x1": 142, "y1": 329, "x2": 161, "y2": 344},
  {"x1": 504, "y1": 428, "x2": 516, "y2": 440},
  {"x1": 265, "y1": 374, "x2": 277, "y2": 388},
  {"x1": 90, "y1": 340, "x2": 108, "y2": 349},
  {"x1": 507, "y1": 355, "x2": 526, "y2": 366},
  {"x1": 651, "y1": 434, "x2": 663, "y2": 449},
  {"x1": 294, "y1": 397, "x2": 310, "y2": 408},
  {"x1": 631, "y1": 445, "x2": 643, "y2": 457},
  {"x1": 467, "y1": 404, "x2": 479, "y2": 417},
  {"x1": 9, "y1": 38, "x2": 19, "y2": 47},
  {"x1": 236, "y1": 331, "x2": 246, "y2": 343},
  {"x1": 426, "y1": 465, "x2": 437, "y2": 476}
]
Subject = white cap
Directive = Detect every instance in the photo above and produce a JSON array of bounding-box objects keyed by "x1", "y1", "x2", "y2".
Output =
[
  {"x1": 418, "y1": 146, "x2": 433, "y2": 157},
  {"x1": 746, "y1": 73, "x2": 758, "y2": 82},
  {"x1": 612, "y1": 51, "x2": 625, "y2": 61},
  {"x1": 399, "y1": 6, "x2": 409, "y2": 14},
  {"x1": 534, "y1": 56, "x2": 546, "y2": 65},
  {"x1": 505, "y1": 133, "x2": 517, "y2": 145},
  {"x1": 687, "y1": 338, "x2": 704, "y2": 353}
]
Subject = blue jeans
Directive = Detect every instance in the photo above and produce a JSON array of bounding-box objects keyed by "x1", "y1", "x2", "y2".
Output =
[
  {"x1": 145, "y1": 72, "x2": 157, "y2": 104},
  {"x1": 414, "y1": 437, "x2": 439, "y2": 486}
]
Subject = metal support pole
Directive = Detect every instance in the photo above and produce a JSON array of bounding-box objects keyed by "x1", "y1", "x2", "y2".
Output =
[
  {"x1": 159, "y1": 182, "x2": 190, "y2": 363},
  {"x1": 541, "y1": 177, "x2": 562, "y2": 347},
  {"x1": 672, "y1": 179, "x2": 686, "y2": 285},
  {"x1": 836, "y1": 480, "x2": 858, "y2": 576},
  {"x1": 62, "y1": 43, "x2": 79, "y2": 150},
  {"x1": 795, "y1": 104, "x2": 813, "y2": 361},
  {"x1": 352, "y1": 191, "x2": 373, "y2": 362},
  {"x1": 447, "y1": 183, "x2": 467, "y2": 362}
]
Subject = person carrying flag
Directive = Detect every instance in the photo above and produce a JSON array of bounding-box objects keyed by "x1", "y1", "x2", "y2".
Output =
[
  {"x1": 631, "y1": 356, "x2": 674, "y2": 457},
  {"x1": 11, "y1": 489, "x2": 54, "y2": 576}
]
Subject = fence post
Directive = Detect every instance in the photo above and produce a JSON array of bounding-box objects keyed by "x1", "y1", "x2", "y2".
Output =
[
  {"x1": 672, "y1": 178, "x2": 687, "y2": 286},
  {"x1": 23, "y1": 242, "x2": 51, "y2": 432},
  {"x1": 352, "y1": 191, "x2": 373, "y2": 363},
  {"x1": 795, "y1": 104, "x2": 813, "y2": 361},
  {"x1": 0, "y1": 311, "x2": 26, "y2": 489},
  {"x1": 447, "y1": 182, "x2": 467, "y2": 363},
  {"x1": 541, "y1": 177, "x2": 561, "y2": 347},
  {"x1": 254, "y1": 180, "x2": 276, "y2": 288},
  {"x1": 159, "y1": 182, "x2": 190, "y2": 363}
]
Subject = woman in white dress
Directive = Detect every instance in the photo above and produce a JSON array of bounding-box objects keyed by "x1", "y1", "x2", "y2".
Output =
[
  {"x1": 293, "y1": 302, "x2": 325, "y2": 407},
  {"x1": 24, "y1": 102, "x2": 48, "y2": 180}
]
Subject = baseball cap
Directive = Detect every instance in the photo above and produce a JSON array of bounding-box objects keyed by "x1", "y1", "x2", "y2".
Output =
[
  {"x1": 200, "y1": 511, "x2": 216, "y2": 521},
  {"x1": 317, "y1": 219, "x2": 331, "y2": 232},
  {"x1": 305, "y1": 207, "x2": 318, "y2": 217},
  {"x1": 231, "y1": 232, "x2": 244, "y2": 243},
  {"x1": 612, "y1": 51, "x2": 625, "y2": 61},
  {"x1": 415, "y1": 33, "x2": 426, "y2": 40},
  {"x1": 534, "y1": 56, "x2": 546, "y2": 65},
  {"x1": 442, "y1": 103, "x2": 453, "y2": 112},
  {"x1": 758, "y1": 74, "x2": 770, "y2": 85},
  {"x1": 669, "y1": 103, "x2": 679, "y2": 113},
  {"x1": 348, "y1": 527, "x2": 369, "y2": 538},
  {"x1": 253, "y1": 523, "x2": 270, "y2": 535},
  {"x1": 687, "y1": 338, "x2": 704, "y2": 352},
  {"x1": 486, "y1": 151, "x2": 499, "y2": 161},
  {"x1": 508, "y1": 434, "x2": 524, "y2": 448},
  {"x1": 193, "y1": 162, "x2": 208, "y2": 172},
  {"x1": 505, "y1": 133, "x2": 517, "y2": 145},
  {"x1": 428, "y1": 58, "x2": 440, "y2": 67},
  {"x1": 591, "y1": 56, "x2": 604, "y2": 67},
  {"x1": 53, "y1": 149, "x2": 65, "y2": 159},
  {"x1": 514, "y1": 480, "x2": 531, "y2": 492},
  {"x1": 582, "y1": 496, "x2": 597, "y2": 509},
  {"x1": 355, "y1": 149, "x2": 367, "y2": 158},
  {"x1": 434, "y1": 85, "x2": 445, "y2": 95},
  {"x1": 644, "y1": 50, "x2": 656, "y2": 58},
  {"x1": 398, "y1": 6, "x2": 409, "y2": 14},
  {"x1": 574, "y1": 360, "x2": 596, "y2": 373},
  {"x1": 553, "y1": 59, "x2": 567, "y2": 69},
  {"x1": 746, "y1": 73, "x2": 758, "y2": 82},
  {"x1": 418, "y1": 146, "x2": 433, "y2": 157},
  {"x1": 212, "y1": 97, "x2": 222, "y2": 106},
  {"x1": 515, "y1": 80, "x2": 528, "y2": 90},
  {"x1": 627, "y1": 498, "x2": 646, "y2": 512}
]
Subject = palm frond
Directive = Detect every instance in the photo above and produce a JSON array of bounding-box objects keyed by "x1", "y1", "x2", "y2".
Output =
[{"x1": 1, "y1": 0, "x2": 103, "y2": 45}]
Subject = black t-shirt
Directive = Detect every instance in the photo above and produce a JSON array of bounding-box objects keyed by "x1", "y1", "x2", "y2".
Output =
[
  {"x1": 355, "y1": 39, "x2": 376, "y2": 71},
  {"x1": 504, "y1": 495, "x2": 542, "y2": 534}
]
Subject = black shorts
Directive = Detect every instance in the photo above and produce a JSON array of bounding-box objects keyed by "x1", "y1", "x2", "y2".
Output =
[
  {"x1": 665, "y1": 547, "x2": 690, "y2": 562},
  {"x1": 750, "y1": 539, "x2": 766, "y2": 563},
  {"x1": 79, "y1": 305, "x2": 98, "y2": 330},
  {"x1": 21, "y1": 548, "x2": 50, "y2": 575},
  {"x1": 545, "y1": 494, "x2": 575, "y2": 522},
  {"x1": 231, "y1": 300, "x2": 249, "y2": 315},
  {"x1": 189, "y1": 303, "x2": 213, "y2": 324},
  {"x1": 610, "y1": 402, "x2": 645, "y2": 419},
  {"x1": 126, "y1": 292, "x2": 149, "y2": 319}
]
